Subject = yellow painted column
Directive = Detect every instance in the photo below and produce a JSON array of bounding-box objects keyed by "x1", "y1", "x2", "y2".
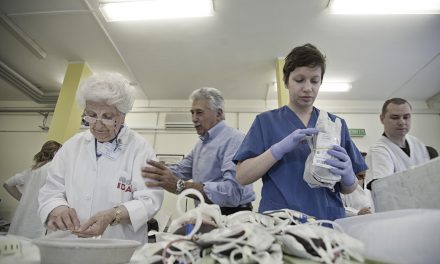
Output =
[
  {"x1": 276, "y1": 58, "x2": 289, "y2": 107},
  {"x1": 47, "y1": 63, "x2": 92, "y2": 143}
]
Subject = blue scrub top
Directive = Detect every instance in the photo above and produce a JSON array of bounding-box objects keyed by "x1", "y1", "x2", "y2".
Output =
[{"x1": 233, "y1": 106, "x2": 368, "y2": 220}]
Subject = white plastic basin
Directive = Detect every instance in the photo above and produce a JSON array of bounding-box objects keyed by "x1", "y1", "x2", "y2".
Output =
[{"x1": 32, "y1": 238, "x2": 141, "y2": 264}]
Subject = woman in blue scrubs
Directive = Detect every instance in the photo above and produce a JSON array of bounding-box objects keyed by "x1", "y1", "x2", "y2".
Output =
[{"x1": 233, "y1": 44, "x2": 367, "y2": 220}]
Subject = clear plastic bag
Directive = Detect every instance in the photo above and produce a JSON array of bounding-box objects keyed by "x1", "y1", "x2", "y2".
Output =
[{"x1": 303, "y1": 110, "x2": 342, "y2": 190}]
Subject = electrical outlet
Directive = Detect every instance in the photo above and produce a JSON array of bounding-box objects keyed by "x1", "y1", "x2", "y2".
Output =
[{"x1": 0, "y1": 236, "x2": 21, "y2": 256}]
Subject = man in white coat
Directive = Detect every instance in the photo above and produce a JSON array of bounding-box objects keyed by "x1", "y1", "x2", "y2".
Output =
[{"x1": 366, "y1": 98, "x2": 430, "y2": 187}]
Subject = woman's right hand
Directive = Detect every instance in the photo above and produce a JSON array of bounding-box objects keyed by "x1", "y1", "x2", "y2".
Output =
[
  {"x1": 270, "y1": 128, "x2": 319, "y2": 160},
  {"x1": 47, "y1": 205, "x2": 80, "y2": 231},
  {"x1": 72, "y1": 208, "x2": 115, "y2": 238}
]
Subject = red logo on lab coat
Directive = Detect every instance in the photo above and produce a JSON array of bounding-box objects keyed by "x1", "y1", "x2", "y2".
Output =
[{"x1": 116, "y1": 177, "x2": 133, "y2": 192}]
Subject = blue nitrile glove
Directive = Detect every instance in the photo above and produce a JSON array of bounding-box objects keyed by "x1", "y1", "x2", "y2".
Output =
[
  {"x1": 270, "y1": 128, "x2": 319, "y2": 161},
  {"x1": 326, "y1": 144, "x2": 356, "y2": 186}
]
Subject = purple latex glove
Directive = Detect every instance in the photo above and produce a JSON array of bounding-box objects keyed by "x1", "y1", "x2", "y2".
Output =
[
  {"x1": 270, "y1": 128, "x2": 319, "y2": 161},
  {"x1": 326, "y1": 144, "x2": 356, "y2": 186}
]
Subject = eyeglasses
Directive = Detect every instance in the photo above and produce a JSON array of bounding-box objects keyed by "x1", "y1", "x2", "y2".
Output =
[{"x1": 83, "y1": 115, "x2": 116, "y2": 126}]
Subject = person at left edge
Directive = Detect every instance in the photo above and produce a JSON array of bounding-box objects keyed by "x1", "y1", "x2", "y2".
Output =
[
  {"x1": 38, "y1": 72, "x2": 164, "y2": 243},
  {"x1": 142, "y1": 87, "x2": 255, "y2": 215},
  {"x1": 3, "y1": 140, "x2": 62, "y2": 238}
]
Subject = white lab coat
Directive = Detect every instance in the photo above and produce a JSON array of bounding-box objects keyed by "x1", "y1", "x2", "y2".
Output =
[
  {"x1": 366, "y1": 134, "x2": 430, "y2": 185},
  {"x1": 38, "y1": 126, "x2": 164, "y2": 243},
  {"x1": 5, "y1": 163, "x2": 51, "y2": 238}
]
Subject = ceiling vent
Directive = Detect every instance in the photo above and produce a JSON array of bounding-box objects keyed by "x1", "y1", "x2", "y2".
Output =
[{"x1": 164, "y1": 113, "x2": 193, "y2": 130}]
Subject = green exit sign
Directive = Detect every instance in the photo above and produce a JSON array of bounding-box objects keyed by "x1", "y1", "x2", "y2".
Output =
[{"x1": 349, "y1": 128, "x2": 366, "y2": 137}]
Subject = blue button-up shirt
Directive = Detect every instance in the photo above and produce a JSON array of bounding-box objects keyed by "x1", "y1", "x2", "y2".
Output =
[{"x1": 170, "y1": 121, "x2": 255, "y2": 207}]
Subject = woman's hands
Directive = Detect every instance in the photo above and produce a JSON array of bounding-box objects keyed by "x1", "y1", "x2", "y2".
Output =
[
  {"x1": 47, "y1": 205, "x2": 124, "y2": 238},
  {"x1": 72, "y1": 208, "x2": 115, "y2": 238},
  {"x1": 270, "y1": 128, "x2": 319, "y2": 160}
]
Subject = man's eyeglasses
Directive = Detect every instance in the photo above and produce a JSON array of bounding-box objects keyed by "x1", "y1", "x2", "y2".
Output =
[{"x1": 83, "y1": 115, "x2": 116, "y2": 126}]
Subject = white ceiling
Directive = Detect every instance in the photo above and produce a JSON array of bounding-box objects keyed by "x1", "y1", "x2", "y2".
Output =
[{"x1": 0, "y1": 0, "x2": 439, "y2": 104}]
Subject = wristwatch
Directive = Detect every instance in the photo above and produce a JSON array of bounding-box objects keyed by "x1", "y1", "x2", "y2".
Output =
[
  {"x1": 176, "y1": 179, "x2": 185, "y2": 194},
  {"x1": 110, "y1": 206, "x2": 122, "y2": 226}
]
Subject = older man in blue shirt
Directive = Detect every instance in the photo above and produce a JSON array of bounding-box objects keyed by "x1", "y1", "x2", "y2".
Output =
[{"x1": 142, "y1": 87, "x2": 255, "y2": 215}]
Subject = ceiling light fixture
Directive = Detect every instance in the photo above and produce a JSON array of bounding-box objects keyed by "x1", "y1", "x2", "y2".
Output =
[
  {"x1": 328, "y1": 0, "x2": 440, "y2": 14},
  {"x1": 320, "y1": 82, "x2": 352, "y2": 92},
  {"x1": 99, "y1": 0, "x2": 214, "y2": 22}
]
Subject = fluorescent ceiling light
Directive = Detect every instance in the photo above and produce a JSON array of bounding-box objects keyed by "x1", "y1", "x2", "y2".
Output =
[
  {"x1": 328, "y1": 0, "x2": 440, "y2": 14},
  {"x1": 99, "y1": 0, "x2": 214, "y2": 22},
  {"x1": 320, "y1": 82, "x2": 352, "y2": 92}
]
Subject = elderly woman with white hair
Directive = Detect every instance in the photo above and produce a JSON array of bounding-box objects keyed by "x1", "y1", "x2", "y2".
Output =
[{"x1": 38, "y1": 72, "x2": 163, "y2": 242}]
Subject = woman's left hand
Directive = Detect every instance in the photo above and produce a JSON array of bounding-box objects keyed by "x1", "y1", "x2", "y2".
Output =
[
  {"x1": 72, "y1": 209, "x2": 114, "y2": 238},
  {"x1": 326, "y1": 145, "x2": 356, "y2": 187}
]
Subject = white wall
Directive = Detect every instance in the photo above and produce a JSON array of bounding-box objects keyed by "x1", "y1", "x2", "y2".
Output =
[
  {"x1": 1, "y1": 99, "x2": 439, "y2": 223},
  {"x1": 0, "y1": 112, "x2": 55, "y2": 220}
]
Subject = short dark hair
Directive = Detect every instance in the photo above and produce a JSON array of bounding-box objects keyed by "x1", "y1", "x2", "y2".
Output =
[
  {"x1": 381, "y1": 98, "x2": 412, "y2": 116},
  {"x1": 283, "y1": 43, "x2": 326, "y2": 86}
]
